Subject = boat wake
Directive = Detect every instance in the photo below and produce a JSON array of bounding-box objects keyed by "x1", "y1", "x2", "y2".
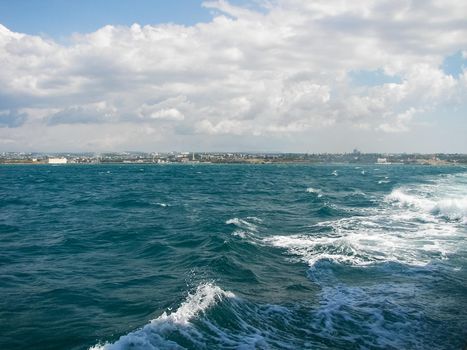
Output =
[{"x1": 90, "y1": 172, "x2": 467, "y2": 350}]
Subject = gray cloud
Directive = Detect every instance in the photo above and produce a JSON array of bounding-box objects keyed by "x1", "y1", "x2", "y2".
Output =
[
  {"x1": 0, "y1": 109, "x2": 27, "y2": 127},
  {"x1": 46, "y1": 101, "x2": 118, "y2": 125}
]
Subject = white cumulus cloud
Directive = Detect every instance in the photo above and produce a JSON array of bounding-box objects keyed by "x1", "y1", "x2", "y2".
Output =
[{"x1": 0, "y1": 0, "x2": 466, "y2": 152}]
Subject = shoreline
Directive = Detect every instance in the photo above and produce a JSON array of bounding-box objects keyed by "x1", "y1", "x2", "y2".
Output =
[{"x1": 0, "y1": 161, "x2": 463, "y2": 166}]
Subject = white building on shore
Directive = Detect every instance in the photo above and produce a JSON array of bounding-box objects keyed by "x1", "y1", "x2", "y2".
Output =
[
  {"x1": 376, "y1": 157, "x2": 392, "y2": 164},
  {"x1": 48, "y1": 157, "x2": 68, "y2": 164}
]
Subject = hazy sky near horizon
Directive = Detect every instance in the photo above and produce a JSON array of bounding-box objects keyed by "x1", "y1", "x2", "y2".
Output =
[{"x1": 1, "y1": 0, "x2": 466, "y2": 152}]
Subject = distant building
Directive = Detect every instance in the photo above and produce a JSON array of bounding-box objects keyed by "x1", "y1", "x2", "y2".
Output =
[
  {"x1": 377, "y1": 158, "x2": 388, "y2": 164},
  {"x1": 48, "y1": 157, "x2": 67, "y2": 164}
]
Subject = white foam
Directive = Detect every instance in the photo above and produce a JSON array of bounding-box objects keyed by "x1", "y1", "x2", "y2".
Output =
[
  {"x1": 231, "y1": 230, "x2": 248, "y2": 238},
  {"x1": 311, "y1": 283, "x2": 427, "y2": 349},
  {"x1": 306, "y1": 187, "x2": 324, "y2": 198},
  {"x1": 377, "y1": 180, "x2": 390, "y2": 184},
  {"x1": 264, "y1": 234, "x2": 368, "y2": 268},
  {"x1": 266, "y1": 172, "x2": 467, "y2": 271},
  {"x1": 306, "y1": 187, "x2": 319, "y2": 194},
  {"x1": 386, "y1": 189, "x2": 434, "y2": 211},
  {"x1": 226, "y1": 217, "x2": 266, "y2": 243},
  {"x1": 155, "y1": 284, "x2": 234, "y2": 325},
  {"x1": 90, "y1": 283, "x2": 234, "y2": 350},
  {"x1": 265, "y1": 229, "x2": 429, "y2": 270},
  {"x1": 431, "y1": 198, "x2": 467, "y2": 221},
  {"x1": 226, "y1": 217, "x2": 259, "y2": 232},
  {"x1": 387, "y1": 188, "x2": 467, "y2": 223}
]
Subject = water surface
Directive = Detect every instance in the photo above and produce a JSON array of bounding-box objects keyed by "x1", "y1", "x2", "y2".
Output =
[{"x1": 1, "y1": 164, "x2": 466, "y2": 349}]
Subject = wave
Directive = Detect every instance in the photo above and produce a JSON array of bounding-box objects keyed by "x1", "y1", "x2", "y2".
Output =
[
  {"x1": 377, "y1": 180, "x2": 390, "y2": 184},
  {"x1": 260, "y1": 173, "x2": 467, "y2": 349},
  {"x1": 386, "y1": 189, "x2": 434, "y2": 211},
  {"x1": 432, "y1": 198, "x2": 467, "y2": 221},
  {"x1": 387, "y1": 188, "x2": 467, "y2": 223},
  {"x1": 264, "y1": 227, "x2": 463, "y2": 349},
  {"x1": 306, "y1": 187, "x2": 323, "y2": 197},
  {"x1": 90, "y1": 283, "x2": 234, "y2": 350},
  {"x1": 89, "y1": 283, "x2": 315, "y2": 349},
  {"x1": 91, "y1": 171, "x2": 467, "y2": 350},
  {"x1": 305, "y1": 187, "x2": 319, "y2": 193},
  {"x1": 310, "y1": 283, "x2": 440, "y2": 349},
  {"x1": 264, "y1": 234, "x2": 369, "y2": 269},
  {"x1": 265, "y1": 212, "x2": 460, "y2": 274},
  {"x1": 226, "y1": 217, "x2": 262, "y2": 239},
  {"x1": 225, "y1": 218, "x2": 259, "y2": 232},
  {"x1": 266, "y1": 173, "x2": 467, "y2": 271},
  {"x1": 155, "y1": 202, "x2": 169, "y2": 207}
]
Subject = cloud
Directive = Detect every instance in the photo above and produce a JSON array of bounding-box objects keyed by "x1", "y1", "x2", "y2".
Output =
[
  {"x1": 378, "y1": 107, "x2": 420, "y2": 133},
  {"x1": 140, "y1": 107, "x2": 184, "y2": 121},
  {"x1": 138, "y1": 96, "x2": 188, "y2": 121},
  {"x1": 47, "y1": 101, "x2": 117, "y2": 125},
  {"x1": 0, "y1": 0, "x2": 466, "y2": 151},
  {"x1": 0, "y1": 109, "x2": 27, "y2": 127}
]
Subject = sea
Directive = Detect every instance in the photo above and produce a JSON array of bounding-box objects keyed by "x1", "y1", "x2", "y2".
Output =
[{"x1": 1, "y1": 163, "x2": 466, "y2": 350}]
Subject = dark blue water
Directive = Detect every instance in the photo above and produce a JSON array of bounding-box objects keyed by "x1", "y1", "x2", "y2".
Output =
[{"x1": 1, "y1": 164, "x2": 466, "y2": 349}]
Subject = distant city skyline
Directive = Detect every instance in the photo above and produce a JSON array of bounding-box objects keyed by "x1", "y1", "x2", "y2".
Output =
[{"x1": 1, "y1": 0, "x2": 466, "y2": 153}]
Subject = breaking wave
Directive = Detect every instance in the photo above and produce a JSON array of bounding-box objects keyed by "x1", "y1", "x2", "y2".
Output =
[
  {"x1": 387, "y1": 189, "x2": 467, "y2": 223},
  {"x1": 226, "y1": 217, "x2": 262, "y2": 238},
  {"x1": 90, "y1": 283, "x2": 317, "y2": 349},
  {"x1": 90, "y1": 284, "x2": 234, "y2": 350},
  {"x1": 267, "y1": 173, "x2": 467, "y2": 270},
  {"x1": 306, "y1": 187, "x2": 323, "y2": 198}
]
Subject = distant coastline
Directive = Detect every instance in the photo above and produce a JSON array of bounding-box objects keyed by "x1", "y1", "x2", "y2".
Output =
[{"x1": 1, "y1": 151, "x2": 466, "y2": 165}]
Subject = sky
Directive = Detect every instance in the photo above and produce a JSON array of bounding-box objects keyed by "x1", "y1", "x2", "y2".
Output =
[{"x1": 0, "y1": 0, "x2": 466, "y2": 153}]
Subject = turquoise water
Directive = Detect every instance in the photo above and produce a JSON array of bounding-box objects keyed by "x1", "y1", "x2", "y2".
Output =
[{"x1": 1, "y1": 164, "x2": 466, "y2": 349}]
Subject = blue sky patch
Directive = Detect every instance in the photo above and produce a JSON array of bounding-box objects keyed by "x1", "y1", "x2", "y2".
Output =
[
  {"x1": 0, "y1": 0, "x2": 211, "y2": 37},
  {"x1": 441, "y1": 51, "x2": 466, "y2": 78},
  {"x1": 349, "y1": 68, "x2": 402, "y2": 87}
]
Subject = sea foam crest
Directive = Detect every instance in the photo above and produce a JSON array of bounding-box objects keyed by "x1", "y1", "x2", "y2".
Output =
[
  {"x1": 264, "y1": 234, "x2": 368, "y2": 269},
  {"x1": 155, "y1": 284, "x2": 234, "y2": 325},
  {"x1": 377, "y1": 180, "x2": 390, "y2": 184},
  {"x1": 306, "y1": 187, "x2": 319, "y2": 193},
  {"x1": 387, "y1": 189, "x2": 467, "y2": 222},
  {"x1": 386, "y1": 189, "x2": 433, "y2": 211},
  {"x1": 225, "y1": 218, "x2": 259, "y2": 231},
  {"x1": 431, "y1": 198, "x2": 467, "y2": 222},
  {"x1": 90, "y1": 283, "x2": 234, "y2": 350},
  {"x1": 306, "y1": 187, "x2": 323, "y2": 197},
  {"x1": 226, "y1": 217, "x2": 262, "y2": 238},
  {"x1": 265, "y1": 178, "x2": 467, "y2": 271},
  {"x1": 265, "y1": 213, "x2": 460, "y2": 272}
]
